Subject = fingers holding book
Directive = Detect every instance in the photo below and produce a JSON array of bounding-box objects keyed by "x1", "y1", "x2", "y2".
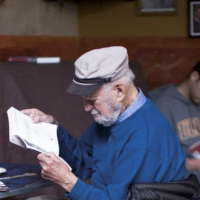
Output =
[
  {"x1": 21, "y1": 108, "x2": 58, "y2": 125},
  {"x1": 37, "y1": 152, "x2": 76, "y2": 192}
]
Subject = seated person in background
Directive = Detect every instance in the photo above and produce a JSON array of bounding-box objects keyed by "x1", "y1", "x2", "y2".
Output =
[
  {"x1": 24, "y1": 46, "x2": 186, "y2": 200},
  {"x1": 148, "y1": 61, "x2": 200, "y2": 182}
]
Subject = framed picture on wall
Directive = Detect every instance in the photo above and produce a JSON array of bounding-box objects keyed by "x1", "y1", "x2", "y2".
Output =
[
  {"x1": 189, "y1": 1, "x2": 200, "y2": 38},
  {"x1": 137, "y1": 0, "x2": 178, "y2": 16}
]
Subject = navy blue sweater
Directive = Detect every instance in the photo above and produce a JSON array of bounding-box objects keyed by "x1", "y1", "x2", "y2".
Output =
[{"x1": 57, "y1": 98, "x2": 186, "y2": 200}]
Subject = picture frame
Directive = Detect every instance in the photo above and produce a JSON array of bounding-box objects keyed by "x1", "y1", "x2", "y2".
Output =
[
  {"x1": 137, "y1": 0, "x2": 178, "y2": 16},
  {"x1": 189, "y1": 1, "x2": 200, "y2": 38}
]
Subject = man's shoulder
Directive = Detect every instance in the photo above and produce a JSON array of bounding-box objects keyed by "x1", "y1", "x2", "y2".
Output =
[
  {"x1": 126, "y1": 98, "x2": 169, "y2": 128},
  {"x1": 123, "y1": 99, "x2": 178, "y2": 148}
]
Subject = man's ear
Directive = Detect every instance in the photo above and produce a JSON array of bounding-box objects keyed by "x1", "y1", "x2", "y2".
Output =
[
  {"x1": 190, "y1": 71, "x2": 200, "y2": 82},
  {"x1": 113, "y1": 82, "x2": 125, "y2": 102}
]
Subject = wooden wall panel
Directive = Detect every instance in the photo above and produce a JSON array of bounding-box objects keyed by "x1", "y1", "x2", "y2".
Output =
[
  {"x1": 132, "y1": 48, "x2": 200, "y2": 89},
  {"x1": 0, "y1": 36, "x2": 78, "y2": 62},
  {"x1": 1, "y1": 36, "x2": 200, "y2": 62},
  {"x1": 78, "y1": 37, "x2": 200, "y2": 89},
  {"x1": 1, "y1": 36, "x2": 200, "y2": 89},
  {"x1": 78, "y1": 37, "x2": 200, "y2": 57}
]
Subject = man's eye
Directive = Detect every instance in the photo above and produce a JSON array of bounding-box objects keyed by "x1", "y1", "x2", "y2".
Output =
[
  {"x1": 90, "y1": 99, "x2": 96, "y2": 103},
  {"x1": 84, "y1": 97, "x2": 97, "y2": 104}
]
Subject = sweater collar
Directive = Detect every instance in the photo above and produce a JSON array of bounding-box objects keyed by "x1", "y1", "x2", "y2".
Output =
[{"x1": 117, "y1": 88, "x2": 147, "y2": 123}]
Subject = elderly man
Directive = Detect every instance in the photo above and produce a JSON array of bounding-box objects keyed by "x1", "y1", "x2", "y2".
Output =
[{"x1": 24, "y1": 46, "x2": 186, "y2": 200}]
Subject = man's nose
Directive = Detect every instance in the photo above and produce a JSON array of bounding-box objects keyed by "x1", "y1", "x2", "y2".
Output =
[{"x1": 84, "y1": 100, "x2": 94, "y2": 112}]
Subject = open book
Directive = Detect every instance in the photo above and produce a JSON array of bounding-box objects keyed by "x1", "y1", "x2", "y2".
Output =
[{"x1": 7, "y1": 107, "x2": 72, "y2": 171}]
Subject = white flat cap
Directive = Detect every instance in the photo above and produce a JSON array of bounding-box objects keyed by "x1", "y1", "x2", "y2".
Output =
[{"x1": 67, "y1": 46, "x2": 129, "y2": 95}]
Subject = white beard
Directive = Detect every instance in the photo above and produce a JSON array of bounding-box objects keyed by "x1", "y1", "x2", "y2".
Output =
[{"x1": 91, "y1": 99, "x2": 122, "y2": 127}]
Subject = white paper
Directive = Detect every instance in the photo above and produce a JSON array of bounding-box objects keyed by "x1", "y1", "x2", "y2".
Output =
[
  {"x1": 36, "y1": 57, "x2": 60, "y2": 64},
  {"x1": 7, "y1": 107, "x2": 71, "y2": 171}
]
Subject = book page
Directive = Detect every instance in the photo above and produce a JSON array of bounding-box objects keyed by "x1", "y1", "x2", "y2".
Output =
[
  {"x1": 7, "y1": 107, "x2": 72, "y2": 171},
  {"x1": 7, "y1": 107, "x2": 58, "y2": 154}
]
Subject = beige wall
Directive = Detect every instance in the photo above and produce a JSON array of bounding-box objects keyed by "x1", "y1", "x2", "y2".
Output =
[
  {"x1": 0, "y1": 0, "x2": 78, "y2": 36},
  {"x1": 0, "y1": 0, "x2": 188, "y2": 37},
  {"x1": 78, "y1": 0, "x2": 188, "y2": 37}
]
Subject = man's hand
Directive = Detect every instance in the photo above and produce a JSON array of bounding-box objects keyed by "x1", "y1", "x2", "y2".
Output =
[
  {"x1": 21, "y1": 108, "x2": 58, "y2": 125},
  {"x1": 37, "y1": 152, "x2": 78, "y2": 192}
]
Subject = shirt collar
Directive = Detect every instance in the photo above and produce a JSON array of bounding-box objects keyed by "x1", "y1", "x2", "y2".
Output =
[{"x1": 118, "y1": 88, "x2": 147, "y2": 123}]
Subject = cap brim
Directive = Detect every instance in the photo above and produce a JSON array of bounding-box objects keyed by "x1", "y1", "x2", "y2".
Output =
[{"x1": 67, "y1": 82, "x2": 103, "y2": 96}]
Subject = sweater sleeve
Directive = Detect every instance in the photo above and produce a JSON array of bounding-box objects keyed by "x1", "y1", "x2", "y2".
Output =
[
  {"x1": 66, "y1": 148, "x2": 172, "y2": 200},
  {"x1": 57, "y1": 121, "x2": 96, "y2": 180}
]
